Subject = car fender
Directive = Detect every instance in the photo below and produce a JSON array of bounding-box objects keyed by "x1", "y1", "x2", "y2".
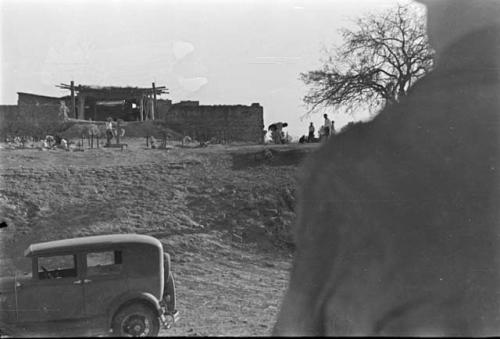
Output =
[{"x1": 107, "y1": 291, "x2": 161, "y2": 325}]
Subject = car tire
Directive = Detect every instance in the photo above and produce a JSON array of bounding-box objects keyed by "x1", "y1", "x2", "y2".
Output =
[
  {"x1": 163, "y1": 253, "x2": 171, "y2": 277},
  {"x1": 163, "y1": 273, "x2": 176, "y2": 312},
  {"x1": 112, "y1": 303, "x2": 160, "y2": 337}
]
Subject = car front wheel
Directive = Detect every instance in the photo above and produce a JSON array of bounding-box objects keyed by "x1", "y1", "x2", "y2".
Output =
[{"x1": 112, "y1": 303, "x2": 160, "y2": 337}]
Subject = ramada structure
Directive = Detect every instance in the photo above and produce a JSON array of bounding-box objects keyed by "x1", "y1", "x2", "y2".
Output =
[
  {"x1": 56, "y1": 82, "x2": 168, "y2": 122},
  {"x1": 0, "y1": 81, "x2": 265, "y2": 144}
]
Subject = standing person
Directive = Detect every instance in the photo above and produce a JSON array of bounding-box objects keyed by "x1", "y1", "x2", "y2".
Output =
[
  {"x1": 274, "y1": 0, "x2": 500, "y2": 336},
  {"x1": 308, "y1": 122, "x2": 315, "y2": 142},
  {"x1": 330, "y1": 119, "x2": 335, "y2": 136},
  {"x1": 268, "y1": 124, "x2": 278, "y2": 144},
  {"x1": 105, "y1": 117, "x2": 114, "y2": 145},
  {"x1": 59, "y1": 101, "x2": 69, "y2": 121},
  {"x1": 275, "y1": 122, "x2": 284, "y2": 144},
  {"x1": 323, "y1": 114, "x2": 331, "y2": 139}
]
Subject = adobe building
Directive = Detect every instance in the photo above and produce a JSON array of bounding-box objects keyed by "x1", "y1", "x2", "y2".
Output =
[
  {"x1": 0, "y1": 86, "x2": 162, "y2": 134},
  {"x1": 0, "y1": 93, "x2": 63, "y2": 136},
  {"x1": 161, "y1": 101, "x2": 264, "y2": 144},
  {"x1": 1, "y1": 83, "x2": 265, "y2": 143}
]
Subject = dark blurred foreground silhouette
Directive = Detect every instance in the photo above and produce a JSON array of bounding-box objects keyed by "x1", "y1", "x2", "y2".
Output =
[{"x1": 274, "y1": 0, "x2": 500, "y2": 336}]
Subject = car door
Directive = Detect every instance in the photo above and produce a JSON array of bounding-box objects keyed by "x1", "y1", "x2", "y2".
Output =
[
  {"x1": 82, "y1": 249, "x2": 129, "y2": 319},
  {"x1": 16, "y1": 253, "x2": 85, "y2": 323}
]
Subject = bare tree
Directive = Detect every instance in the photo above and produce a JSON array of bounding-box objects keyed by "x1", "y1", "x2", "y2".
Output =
[{"x1": 301, "y1": 3, "x2": 433, "y2": 115}]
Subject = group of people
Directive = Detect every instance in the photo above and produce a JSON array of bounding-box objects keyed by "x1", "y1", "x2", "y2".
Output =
[
  {"x1": 8, "y1": 135, "x2": 70, "y2": 150},
  {"x1": 44, "y1": 135, "x2": 69, "y2": 150},
  {"x1": 300, "y1": 114, "x2": 335, "y2": 143},
  {"x1": 105, "y1": 117, "x2": 126, "y2": 145},
  {"x1": 268, "y1": 122, "x2": 289, "y2": 144}
]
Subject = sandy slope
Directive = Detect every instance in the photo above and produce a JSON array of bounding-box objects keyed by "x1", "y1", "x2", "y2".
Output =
[{"x1": 0, "y1": 139, "x2": 317, "y2": 336}]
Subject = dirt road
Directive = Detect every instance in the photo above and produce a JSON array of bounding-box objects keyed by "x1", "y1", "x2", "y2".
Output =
[{"x1": 163, "y1": 233, "x2": 291, "y2": 336}]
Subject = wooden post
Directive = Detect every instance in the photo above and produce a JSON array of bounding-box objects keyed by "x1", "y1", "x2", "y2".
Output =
[
  {"x1": 139, "y1": 96, "x2": 144, "y2": 121},
  {"x1": 152, "y1": 82, "x2": 157, "y2": 121},
  {"x1": 147, "y1": 95, "x2": 152, "y2": 120},
  {"x1": 70, "y1": 81, "x2": 76, "y2": 118},
  {"x1": 78, "y1": 94, "x2": 86, "y2": 120}
]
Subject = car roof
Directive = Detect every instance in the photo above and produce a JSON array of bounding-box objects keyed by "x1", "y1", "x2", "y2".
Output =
[{"x1": 24, "y1": 234, "x2": 162, "y2": 257}]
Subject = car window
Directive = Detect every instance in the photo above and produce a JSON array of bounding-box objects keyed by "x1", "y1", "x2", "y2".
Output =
[
  {"x1": 86, "y1": 250, "x2": 122, "y2": 276},
  {"x1": 38, "y1": 254, "x2": 77, "y2": 280}
]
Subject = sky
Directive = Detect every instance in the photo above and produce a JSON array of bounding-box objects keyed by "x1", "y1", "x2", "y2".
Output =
[{"x1": 0, "y1": 0, "x2": 418, "y2": 138}]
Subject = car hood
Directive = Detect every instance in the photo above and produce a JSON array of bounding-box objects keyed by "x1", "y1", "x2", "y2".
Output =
[
  {"x1": 0, "y1": 276, "x2": 16, "y2": 294},
  {"x1": 0, "y1": 275, "x2": 31, "y2": 294}
]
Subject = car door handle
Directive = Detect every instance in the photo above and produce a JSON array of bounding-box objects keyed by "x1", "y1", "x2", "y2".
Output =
[
  {"x1": 73, "y1": 280, "x2": 82, "y2": 285},
  {"x1": 83, "y1": 279, "x2": 92, "y2": 284}
]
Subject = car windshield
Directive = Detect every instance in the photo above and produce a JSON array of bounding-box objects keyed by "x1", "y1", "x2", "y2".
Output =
[{"x1": 38, "y1": 254, "x2": 77, "y2": 280}]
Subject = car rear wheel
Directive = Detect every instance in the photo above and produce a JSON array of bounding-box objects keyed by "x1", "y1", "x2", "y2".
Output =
[{"x1": 112, "y1": 303, "x2": 160, "y2": 337}]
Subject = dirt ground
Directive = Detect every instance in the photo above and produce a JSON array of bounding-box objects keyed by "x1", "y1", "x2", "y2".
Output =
[{"x1": 0, "y1": 139, "x2": 319, "y2": 336}]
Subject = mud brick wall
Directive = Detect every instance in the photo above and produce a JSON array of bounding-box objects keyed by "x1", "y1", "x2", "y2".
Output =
[
  {"x1": 0, "y1": 105, "x2": 19, "y2": 136},
  {"x1": 3, "y1": 93, "x2": 63, "y2": 136},
  {"x1": 17, "y1": 93, "x2": 61, "y2": 121},
  {"x1": 0, "y1": 105, "x2": 19, "y2": 124},
  {"x1": 155, "y1": 99, "x2": 172, "y2": 121},
  {"x1": 163, "y1": 102, "x2": 264, "y2": 144}
]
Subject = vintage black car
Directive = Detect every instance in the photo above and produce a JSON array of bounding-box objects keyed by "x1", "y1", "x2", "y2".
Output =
[{"x1": 0, "y1": 234, "x2": 178, "y2": 337}]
